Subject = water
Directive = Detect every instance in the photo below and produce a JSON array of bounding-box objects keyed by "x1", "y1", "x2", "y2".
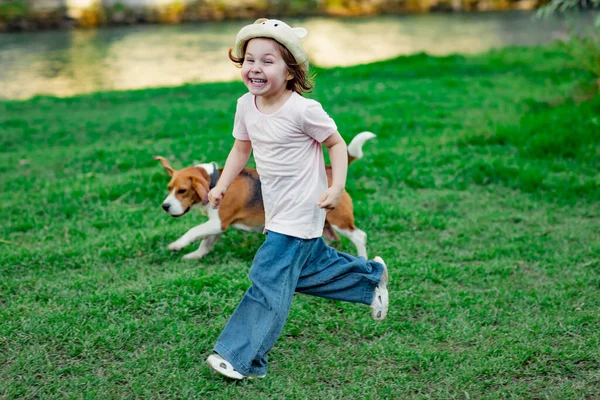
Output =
[{"x1": 0, "y1": 11, "x2": 596, "y2": 100}]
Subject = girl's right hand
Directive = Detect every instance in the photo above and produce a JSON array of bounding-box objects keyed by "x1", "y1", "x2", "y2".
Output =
[{"x1": 208, "y1": 185, "x2": 226, "y2": 209}]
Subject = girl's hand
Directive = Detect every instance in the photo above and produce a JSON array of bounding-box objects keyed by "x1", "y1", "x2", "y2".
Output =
[
  {"x1": 208, "y1": 185, "x2": 227, "y2": 209},
  {"x1": 317, "y1": 186, "x2": 343, "y2": 212}
]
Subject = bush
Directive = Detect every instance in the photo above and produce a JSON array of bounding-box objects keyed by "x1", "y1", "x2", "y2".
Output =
[
  {"x1": 0, "y1": 0, "x2": 27, "y2": 23},
  {"x1": 537, "y1": 0, "x2": 600, "y2": 95}
]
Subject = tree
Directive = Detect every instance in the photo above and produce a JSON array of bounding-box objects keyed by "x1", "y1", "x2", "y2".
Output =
[{"x1": 537, "y1": 0, "x2": 600, "y2": 24}]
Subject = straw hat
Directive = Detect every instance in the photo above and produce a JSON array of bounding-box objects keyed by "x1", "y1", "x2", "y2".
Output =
[{"x1": 234, "y1": 18, "x2": 309, "y2": 72}]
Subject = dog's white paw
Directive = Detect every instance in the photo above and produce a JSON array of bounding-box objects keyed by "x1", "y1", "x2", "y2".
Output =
[
  {"x1": 168, "y1": 240, "x2": 187, "y2": 252},
  {"x1": 182, "y1": 251, "x2": 206, "y2": 260}
]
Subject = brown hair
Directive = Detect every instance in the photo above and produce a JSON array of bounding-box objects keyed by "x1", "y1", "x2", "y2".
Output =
[{"x1": 229, "y1": 38, "x2": 314, "y2": 94}]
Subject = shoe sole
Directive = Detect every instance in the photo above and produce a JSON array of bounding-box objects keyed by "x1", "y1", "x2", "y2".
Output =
[
  {"x1": 372, "y1": 256, "x2": 389, "y2": 321},
  {"x1": 206, "y1": 355, "x2": 266, "y2": 380},
  {"x1": 206, "y1": 356, "x2": 245, "y2": 379}
]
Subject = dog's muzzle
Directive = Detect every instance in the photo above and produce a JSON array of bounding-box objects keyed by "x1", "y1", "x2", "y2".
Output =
[{"x1": 162, "y1": 202, "x2": 190, "y2": 217}]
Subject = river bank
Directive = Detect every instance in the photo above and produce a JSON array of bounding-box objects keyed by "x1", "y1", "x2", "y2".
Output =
[{"x1": 1, "y1": 0, "x2": 544, "y2": 31}]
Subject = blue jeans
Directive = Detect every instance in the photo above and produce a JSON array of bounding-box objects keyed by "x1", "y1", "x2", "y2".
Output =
[{"x1": 214, "y1": 230, "x2": 385, "y2": 376}]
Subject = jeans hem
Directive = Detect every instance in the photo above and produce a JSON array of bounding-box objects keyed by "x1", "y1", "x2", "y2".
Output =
[{"x1": 361, "y1": 261, "x2": 385, "y2": 304}]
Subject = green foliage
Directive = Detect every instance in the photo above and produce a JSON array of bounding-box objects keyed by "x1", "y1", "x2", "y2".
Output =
[
  {"x1": 536, "y1": 0, "x2": 600, "y2": 20},
  {"x1": 112, "y1": 2, "x2": 127, "y2": 12},
  {"x1": 561, "y1": 24, "x2": 600, "y2": 78},
  {"x1": 0, "y1": 0, "x2": 27, "y2": 22},
  {"x1": 1, "y1": 46, "x2": 599, "y2": 398},
  {"x1": 537, "y1": 0, "x2": 600, "y2": 93}
]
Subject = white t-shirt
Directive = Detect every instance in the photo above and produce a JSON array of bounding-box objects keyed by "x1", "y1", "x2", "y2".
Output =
[{"x1": 232, "y1": 91, "x2": 337, "y2": 239}]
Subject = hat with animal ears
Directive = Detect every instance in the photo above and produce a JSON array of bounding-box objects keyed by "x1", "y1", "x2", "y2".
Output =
[{"x1": 234, "y1": 18, "x2": 309, "y2": 73}]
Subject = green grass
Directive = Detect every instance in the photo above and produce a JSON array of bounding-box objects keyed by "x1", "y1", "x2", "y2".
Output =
[{"x1": 1, "y1": 45, "x2": 599, "y2": 398}]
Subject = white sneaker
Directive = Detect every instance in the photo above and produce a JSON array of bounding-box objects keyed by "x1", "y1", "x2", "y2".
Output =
[
  {"x1": 370, "y1": 256, "x2": 389, "y2": 321},
  {"x1": 206, "y1": 354, "x2": 266, "y2": 380}
]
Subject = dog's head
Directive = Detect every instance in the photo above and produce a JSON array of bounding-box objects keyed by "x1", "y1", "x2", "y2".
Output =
[{"x1": 154, "y1": 156, "x2": 214, "y2": 217}]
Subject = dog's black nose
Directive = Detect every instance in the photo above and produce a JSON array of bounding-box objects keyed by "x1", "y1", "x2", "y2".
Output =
[{"x1": 162, "y1": 203, "x2": 170, "y2": 212}]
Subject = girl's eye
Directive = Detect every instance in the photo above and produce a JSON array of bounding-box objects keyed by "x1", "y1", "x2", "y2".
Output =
[
  {"x1": 246, "y1": 59, "x2": 254, "y2": 63},
  {"x1": 264, "y1": 60, "x2": 273, "y2": 64},
  {"x1": 178, "y1": 189, "x2": 187, "y2": 194}
]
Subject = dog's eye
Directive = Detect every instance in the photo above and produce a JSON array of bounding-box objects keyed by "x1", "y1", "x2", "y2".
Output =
[{"x1": 177, "y1": 189, "x2": 187, "y2": 194}]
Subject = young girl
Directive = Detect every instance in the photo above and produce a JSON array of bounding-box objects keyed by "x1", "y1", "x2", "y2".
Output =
[{"x1": 206, "y1": 18, "x2": 389, "y2": 379}]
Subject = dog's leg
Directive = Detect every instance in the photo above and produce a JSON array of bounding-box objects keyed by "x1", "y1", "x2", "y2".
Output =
[
  {"x1": 331, "y1": 225, "x2": 368, "y2": 259},
  {"x1": 322, "y1": 223, "x2": 340, "y2": 244},
  {"x1": 168, "y1": 219, "x2": 222, "y2": 252},
  {"x1": 182, "y1": 234, "x2": 221, "y2": 260}
]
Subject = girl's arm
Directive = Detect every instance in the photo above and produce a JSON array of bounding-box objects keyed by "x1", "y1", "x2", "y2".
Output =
[
  {"x1": 208, "y1": 139, "x2": 252, "y2": 208},
  {"x1": 317, "y1": 131, "x2": 347, "y2": 212}
]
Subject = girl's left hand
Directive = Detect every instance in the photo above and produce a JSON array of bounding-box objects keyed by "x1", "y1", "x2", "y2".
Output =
[{"x1": 317, "y1": 187, "x2": 343, "y2": 212}]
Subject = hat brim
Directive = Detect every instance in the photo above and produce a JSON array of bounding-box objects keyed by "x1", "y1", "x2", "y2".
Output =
[{"x1": 235, "y1": 25, "x2": 309, "y2": 73}]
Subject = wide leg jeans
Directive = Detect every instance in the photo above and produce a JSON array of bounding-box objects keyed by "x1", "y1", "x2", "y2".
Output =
[{"x1": 214, "y1": 230, "x2": 385, "y2": 376}]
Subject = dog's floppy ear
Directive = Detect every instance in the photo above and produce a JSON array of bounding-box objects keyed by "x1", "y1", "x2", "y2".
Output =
[
  {"x1": 191, "y1": 176, "x2": 209, "y2": 205},
  {"x1": 154, "y1": 156, "x2": 174, "y2": 176}
]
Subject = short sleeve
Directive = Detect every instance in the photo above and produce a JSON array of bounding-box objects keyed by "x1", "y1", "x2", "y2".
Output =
[
  {"x1": 301, "y1": 100, "x2": 338, "y2": 143},
  {"x1": 232, "y1": 97, "x2": 249, "y2": 141}
]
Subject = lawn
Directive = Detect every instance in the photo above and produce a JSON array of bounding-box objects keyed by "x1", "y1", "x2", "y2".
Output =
[{"x1": 1, "y1": 45, "x2": 599, "y2": 399}]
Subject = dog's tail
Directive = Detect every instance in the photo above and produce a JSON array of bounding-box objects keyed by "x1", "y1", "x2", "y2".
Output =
[{"x1": 347, "y1": 131, "x2": 376, "y2": 165}]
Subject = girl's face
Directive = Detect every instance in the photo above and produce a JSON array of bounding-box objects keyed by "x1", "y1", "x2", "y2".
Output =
[{"x1": 241, "y1": 38, "x2": 292, "y2": 101}]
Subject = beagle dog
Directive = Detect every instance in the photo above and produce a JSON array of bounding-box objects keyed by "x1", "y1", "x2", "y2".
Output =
[{"x1": 156, "y1": 131, "x2": 375, "y2": 260}]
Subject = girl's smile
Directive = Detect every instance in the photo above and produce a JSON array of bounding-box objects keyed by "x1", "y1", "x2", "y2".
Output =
[{"x1": 249, "y1": 78, "x2": 267, "y2": 87}]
